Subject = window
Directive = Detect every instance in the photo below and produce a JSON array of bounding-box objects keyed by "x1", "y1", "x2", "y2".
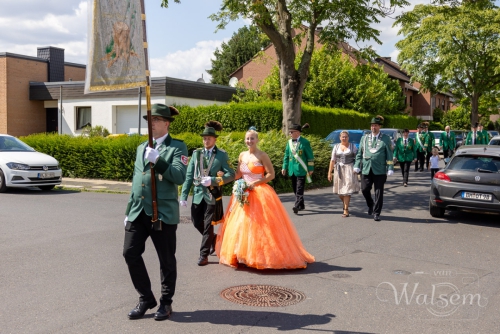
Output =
[
  {"x1": 76, "y1": 107, "x2": 91, "y2": 130},
  {"x1": 409, "y1": 96, "x2": 413, "y2": 107}
]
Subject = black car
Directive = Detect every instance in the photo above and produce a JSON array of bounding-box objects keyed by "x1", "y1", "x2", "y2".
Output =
[
  {"x1": 429, "y1": 145, "x2": 500, "y2": 217},
  {"x1": 452, "y1": 130, "x2": 466, "y2": 150}
]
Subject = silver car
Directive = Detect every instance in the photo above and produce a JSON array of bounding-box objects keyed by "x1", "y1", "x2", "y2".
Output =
[{"x1": 429, "y1": 145, "x2": 500, "y2": 217}]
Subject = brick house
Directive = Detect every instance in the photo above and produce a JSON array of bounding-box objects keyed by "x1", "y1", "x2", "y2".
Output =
[
  {"x1": 0, "y1": 47, "x2": 86, "y2": 136},
  {"x1": 230, "y1": 28, "x2": 454, "y2": 120},
  {"x1": 1, "y1": 47, "x2": 236, "y2": 137}
]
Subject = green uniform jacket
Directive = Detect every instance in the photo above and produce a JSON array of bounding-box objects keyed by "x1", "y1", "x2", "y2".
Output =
[
  {"x1": 282, "y1": 137, "x2": 314, "y2": 176},
  {"x1": 415, "y1": 131, "x2": 430, "y2": 153},
  {"x1": 125, "y1": 135, "x2": 188, "y2": 224},
  {"x1": 439, "y1": 131, "x2": 456, "y2": 151},
  {"x1": 354, "y1": 133, "x2": 394, "y2": 175},
  {"x1": 180, "y1": 147, "x2": 235, "y2": 205},
  {"x1": 481, "y1": 130, "x2": 490, "y2": 142},
  {"x1": 464, "y1": 131, "x2": 487, "y2": 145},
  {"x1": 393, "y1": 137, "x2": 416, "y2": 162},
  {"x1": 425, "y1": 131, "x2": 435, "y2": 149}
]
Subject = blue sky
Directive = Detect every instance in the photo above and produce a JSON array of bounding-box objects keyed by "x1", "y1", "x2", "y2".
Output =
[{"x1": 0, "y1": 0, "x2": 472, "y2": 83}]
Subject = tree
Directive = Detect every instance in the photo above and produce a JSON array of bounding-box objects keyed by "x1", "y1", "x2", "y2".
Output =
[
  {"x1": 261, "y1": 47, "x2": 406, "y2": 115},
  {"x1": 395, "y1": 0, "x2": 500, "y2": 125},
  {"x1": 207, "y1": 25, "x2": 270, "y2": 85},
  {"x1": 161, "y1": 0, "x2": 408, "y2": 133}
]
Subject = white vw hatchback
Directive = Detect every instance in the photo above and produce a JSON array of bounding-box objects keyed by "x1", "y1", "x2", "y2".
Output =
[{"x1": 0, "y1": 134, "x2": 62, "y2": 192}]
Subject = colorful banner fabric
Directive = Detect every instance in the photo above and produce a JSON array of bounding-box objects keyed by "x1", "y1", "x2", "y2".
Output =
[{"x1": 85, "y1": 0, "x2": 147, "y2": 93}]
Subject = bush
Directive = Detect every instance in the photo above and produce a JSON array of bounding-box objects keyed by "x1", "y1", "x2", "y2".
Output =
[
  {"x1": 171, "y1": 101, "x2": 418, "y2": 138},
  {"x1": 20, "y1": 131, "x2": 332, "y2": 194}
]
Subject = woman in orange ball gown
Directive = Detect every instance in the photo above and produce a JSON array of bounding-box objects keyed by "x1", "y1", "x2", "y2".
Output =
[{"x1": 216, "y1": 127, "x2": 315, "y2": 269}]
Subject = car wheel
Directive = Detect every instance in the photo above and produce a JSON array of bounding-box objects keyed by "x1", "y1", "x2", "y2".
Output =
[
  {"x1": 39, "y1": 185, "x2": 56, "y2": 191},
  {"x1": 429, "y1": 201, "x2": 445, "y2": 218},
  {"x1": 0, "y1": 169, "x2": 7, "y2": 193}
]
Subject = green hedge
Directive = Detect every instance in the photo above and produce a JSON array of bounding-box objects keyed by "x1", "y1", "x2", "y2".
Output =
[
  {"x1": 21, "y1": 131, "x2": 332, "y2": 194},
  {"x1": 171, "y1": 101, "x2": 419, "y2": 137}
]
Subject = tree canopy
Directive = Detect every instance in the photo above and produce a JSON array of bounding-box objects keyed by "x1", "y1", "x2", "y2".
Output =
[
  {"x1": 261, "y1": 48, "x2": 406, "y2": 115},
  {"x1": 395, "y1": 0, "x2": 500, "y2": 125},
  {"x1": 207, "y1": 25, "x2": 270, "y2": 86},
  {"x1": 161, "y1": 0, "x2": 409, "y2": 133}
]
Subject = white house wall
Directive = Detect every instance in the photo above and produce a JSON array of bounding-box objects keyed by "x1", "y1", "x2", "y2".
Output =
[{"x1": 57, "y1": 96, "x2": 226, "y2": 136}]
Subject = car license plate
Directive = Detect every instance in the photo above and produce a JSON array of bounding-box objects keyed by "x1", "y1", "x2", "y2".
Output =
[
  {"x1": 38, "y1": 172, "x2": 55, "y2": 179},
  {"x1": 462, "y1": 192, "x2": 492, "y2": 201}
]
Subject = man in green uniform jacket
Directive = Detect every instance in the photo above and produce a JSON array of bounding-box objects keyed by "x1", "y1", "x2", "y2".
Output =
[
  {"x1": 180, "y1": 121, "x2": 235, "y2": 266},
  {"x1": 354, "y1": 116, "x2": 394, "y2": 221},
  {"x1": 123, "y1": 104, "x2": 188, "y2": 321},
  {"x1": 464, "y1": 122, "x2": 488, "y2": 145},
  {"x1": 414, "y1": 124, "x2": 430, "y2": 172},
  {"x1": 393, "y1": 128, "x2": 416, "y2": 187},
  {"x1": 478, "y1": 123, "x2": 490, "y2": 142},
  {"x1": 439, "y1": 126, "x2": 456, "y2": 164},
  {"x1": 422, "y1": 122, "x2": 434, "y2": 171},
  {"x1": 281, "y1": 123, "x2": 314, "y2": 214}
]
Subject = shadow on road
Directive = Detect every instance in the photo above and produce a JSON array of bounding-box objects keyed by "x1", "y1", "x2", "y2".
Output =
[
  {"x1": 169, "y1": 309, "x2": 342, "y2": 332},
  {"x1": 222, "y1": 262, "x2": 362, "y2": 277},
  {"x1": 0, "y1": 187, "x2": 80, "y2": 195}
]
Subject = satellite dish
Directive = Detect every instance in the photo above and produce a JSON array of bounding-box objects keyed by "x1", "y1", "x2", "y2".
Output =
[{"x1": 229, "y1": 77, "x2": 238, "y2": 87}]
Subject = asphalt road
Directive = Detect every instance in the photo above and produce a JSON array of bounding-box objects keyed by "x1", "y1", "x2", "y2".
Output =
[{"x1": 1, "y1": 169, "x2": 499, "y2": 334}]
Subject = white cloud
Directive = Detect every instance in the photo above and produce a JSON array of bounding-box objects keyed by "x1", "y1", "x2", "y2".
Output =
[{"x1": 150, "y1": 39, "x2": 228, "y2": 82}]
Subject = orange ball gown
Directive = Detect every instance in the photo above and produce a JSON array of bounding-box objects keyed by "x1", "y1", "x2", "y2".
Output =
[{"x1": 216, "y1": 161, "x2": 315, "y2": 269}]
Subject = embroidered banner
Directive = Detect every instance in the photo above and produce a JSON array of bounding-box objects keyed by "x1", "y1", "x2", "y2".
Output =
[{"x1": 85, "y1": 0, "x2": 147, "y2": 93}]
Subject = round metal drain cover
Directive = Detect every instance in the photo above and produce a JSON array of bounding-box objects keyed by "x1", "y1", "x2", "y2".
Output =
[
  {"x1": 332, "y1": 273, "x2": 351, "y2": 278},
  {"x1": 393, "y1": 270, "x2": 411, "y2": 275},
  {"x1": 220, "y1": 285, "x2": 306, "y2": 307},
  {"x1": 179, "y1": 216, "x2": 191, "y2": 224}
]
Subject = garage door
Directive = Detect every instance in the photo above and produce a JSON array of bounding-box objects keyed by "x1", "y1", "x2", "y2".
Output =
[{"x1": 116, "y1": 105, "x2": 148, "y2": 134}]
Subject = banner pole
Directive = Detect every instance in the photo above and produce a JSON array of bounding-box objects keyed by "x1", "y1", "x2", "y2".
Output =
[{"x1": 139, "y1": 0, "x2": 159, "y2": 226}]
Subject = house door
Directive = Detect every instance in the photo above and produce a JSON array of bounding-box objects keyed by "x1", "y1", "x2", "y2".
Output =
[{"x1": 46, "y1": 108, "x2": 58, "y2": 133}]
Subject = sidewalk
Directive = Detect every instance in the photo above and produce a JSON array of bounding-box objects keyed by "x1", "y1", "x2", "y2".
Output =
[{"x1": 59, "y1": 177, "x2": 132, "y2": 193}]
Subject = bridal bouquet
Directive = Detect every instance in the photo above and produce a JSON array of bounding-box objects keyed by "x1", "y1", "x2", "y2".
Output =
[{"x1": 232, "y1": 179, "x2": 250, "y2": 207}]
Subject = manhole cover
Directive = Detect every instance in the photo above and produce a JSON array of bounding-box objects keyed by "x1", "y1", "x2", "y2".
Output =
[
  {"x1": 332, "y1": 273, "x2": 351, "y2": 278},
  {"x1": 220, "y1": 285, "x2": 306, "y2": 307},
  {"x1": 179, "y1": 216, "x2": 191, "y2": 224},
  {"x1": 393, "y1": 270, "x2": 412, "y2": 275}
]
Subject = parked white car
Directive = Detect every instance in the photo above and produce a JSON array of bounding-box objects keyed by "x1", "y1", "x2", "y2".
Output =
[{"x1": 0, "y1": 134, "x2": 62, "y2": 192}]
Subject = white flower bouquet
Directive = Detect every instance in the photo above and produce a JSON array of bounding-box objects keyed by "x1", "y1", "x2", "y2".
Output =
[{"x1": 232, "y1": 179, "x2": 250, "y2": 207}]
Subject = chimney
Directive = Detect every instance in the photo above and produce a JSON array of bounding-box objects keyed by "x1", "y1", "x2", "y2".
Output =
[{"x1": 37, "y1": 46, "x2": 65, "y2": 82}]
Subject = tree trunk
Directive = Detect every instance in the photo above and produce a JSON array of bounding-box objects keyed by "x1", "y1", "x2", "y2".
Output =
[
  {"x1": 280, "y1": 65, "x2": 304, "y2": 134},
  {"x1": 470, "y1": 93, "x2": 480, "y2": 125}
]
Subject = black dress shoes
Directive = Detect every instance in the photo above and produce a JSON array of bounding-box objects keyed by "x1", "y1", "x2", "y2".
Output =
[
  {"x1": 373, "y1": 214, "x2": 381, "y2": 221},
  {"x1": 128, "y1": 300, "x2": 157, "y2": 319},
  {"x1": 297, "y1": 206, "x2": 305, "y2": 211},
  {"x1": 367, "y1": 206, "x2": 373, "y2": 215},
  {"x1": 292, "y1": 207, "x2": 299, "y2": 214},
  {"x1": 197, "y1": 256, "x2": 208, "y2": 266},
  {"x1": 154, "y1": 304, "x2": 172, "y2": 321}
]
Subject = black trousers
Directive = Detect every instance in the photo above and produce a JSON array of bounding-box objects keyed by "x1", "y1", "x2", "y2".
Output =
[
  {"x1": 425, "y1": 151, "x2": 432, "y2": 170},
  {"x1": 191, "y1": 200, "x2": 215, "y2": 257},
  {"x1": 123, "y1": 210, "x2": 177, "y2": 306},
  {"x1": 361, "y1": 169, "x2": 387, "y2": 215},
  {"x1": 291, "y1": 175, "x2": 306, "y2": 209},
  {"x1": 399, "y1": 161, "x2": 411, "y2": 184},
  {"x1": 415, "y1": 151, "x2": 426, "y2": 171},
  {"x1": 430, "y1": 168, "x2": 439, "y2": 179},
  {"x1": 443, "y1": 149, "x2": 453, "y2": 165}
]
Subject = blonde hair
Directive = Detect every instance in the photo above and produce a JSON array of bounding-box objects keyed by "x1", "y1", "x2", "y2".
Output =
[{"x1": 339, "y1": 130, "x2": 349, "y2": 137}]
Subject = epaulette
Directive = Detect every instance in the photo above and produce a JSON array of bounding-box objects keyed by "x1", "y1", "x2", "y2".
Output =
[
  {"x1": 218, "y1": 148, "x2": 226, "y2": 153},
  {"x1": 172, "y1": 138, "x2": 184, "y2": 142}
]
